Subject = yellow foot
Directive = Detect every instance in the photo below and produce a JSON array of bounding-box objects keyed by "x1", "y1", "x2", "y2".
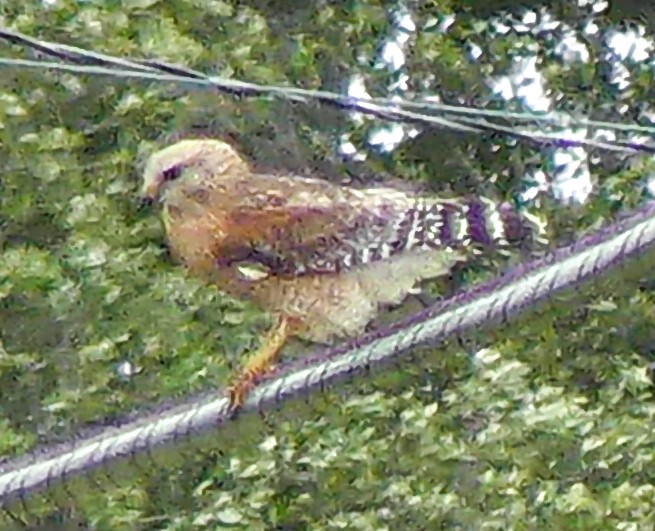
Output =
[{"x1": 227, "y1": 316, "x2": 290, "y2": 408}]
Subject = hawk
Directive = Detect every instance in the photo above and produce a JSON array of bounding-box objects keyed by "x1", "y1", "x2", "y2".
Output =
[{"x1": 140, "y1": 139, "x2": 544, "y2": 406}]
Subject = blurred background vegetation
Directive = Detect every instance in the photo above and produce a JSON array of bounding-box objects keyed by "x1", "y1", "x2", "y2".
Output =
[{"x1": 2, "y1": 0, "x2": 655, "y2": 528}]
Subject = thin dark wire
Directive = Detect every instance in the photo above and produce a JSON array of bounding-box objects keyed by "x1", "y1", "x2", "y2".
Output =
[
  {"x1": 3, "y1": 28, "x2": 655, "y2": 136},
  {"x1": 2, "y1": 199, "x2": 655, "y2": 506},
  {"x1": 1, "y1": 29, "x2": 655, "y2": 154}
]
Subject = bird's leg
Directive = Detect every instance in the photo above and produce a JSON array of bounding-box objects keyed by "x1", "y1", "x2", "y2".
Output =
[{"x1": 227, "y1": 315, "x2": 291, "y2": 408}]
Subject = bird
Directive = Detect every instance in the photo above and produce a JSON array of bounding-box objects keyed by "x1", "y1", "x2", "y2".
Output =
[{"x1": 140, "y1": 138, "x2": 546, "y2": 407}]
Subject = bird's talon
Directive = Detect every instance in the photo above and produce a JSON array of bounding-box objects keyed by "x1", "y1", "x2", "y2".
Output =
[{"x1": 226, "y1": 378, "x2": 252, "y2": 408}]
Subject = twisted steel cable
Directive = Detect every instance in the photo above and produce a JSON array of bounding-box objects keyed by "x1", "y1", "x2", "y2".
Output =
[{"x1": 2, "y1": 200, "x2": 655, "y2": 507}]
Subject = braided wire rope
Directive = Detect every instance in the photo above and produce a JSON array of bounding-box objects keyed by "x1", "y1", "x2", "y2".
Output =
[{"x1": 2, "y1": 199, "x2": 655, "y2": 507}]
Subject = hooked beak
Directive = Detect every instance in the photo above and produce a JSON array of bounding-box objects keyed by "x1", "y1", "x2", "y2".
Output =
[
  {"x1": 138, "y1": 173, "x2": 168, "y2": 208},
  {"x1": 137, "y1": 194, "x2": 154, "y2": 210},
  {"x1": 137, "y1": 181, "x2": 161, "y2": 211}
]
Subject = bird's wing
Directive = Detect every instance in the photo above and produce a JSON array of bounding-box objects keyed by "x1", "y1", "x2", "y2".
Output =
[
  {"x1": 213, "y1": 175, "x2": 509, "y2": 278},
  {"x1": 177, "y1": 168, "x2": 535, "y2": 279},
  {"x1": 218, "y1": 201, "x2": 395, "y2": 276}
]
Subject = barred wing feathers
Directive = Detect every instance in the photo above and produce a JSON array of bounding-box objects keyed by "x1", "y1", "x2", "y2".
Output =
[{"x1": 214, "y1": 175, "x2": 542, "y2": 278}]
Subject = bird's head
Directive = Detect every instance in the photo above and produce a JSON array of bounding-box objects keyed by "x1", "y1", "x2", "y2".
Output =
[{"x1": 139, "y1": 139, "x2": 248, "y2": 204}]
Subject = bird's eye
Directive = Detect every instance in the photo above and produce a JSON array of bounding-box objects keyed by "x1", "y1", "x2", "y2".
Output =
[{"x1": 162, "y1": 164, "x2": 183, "y2": 182}]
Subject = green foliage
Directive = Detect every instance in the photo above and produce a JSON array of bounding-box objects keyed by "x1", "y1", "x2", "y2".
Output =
[{"x1": 2, "y1": 0, "x2": 655, "y2": 529}]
